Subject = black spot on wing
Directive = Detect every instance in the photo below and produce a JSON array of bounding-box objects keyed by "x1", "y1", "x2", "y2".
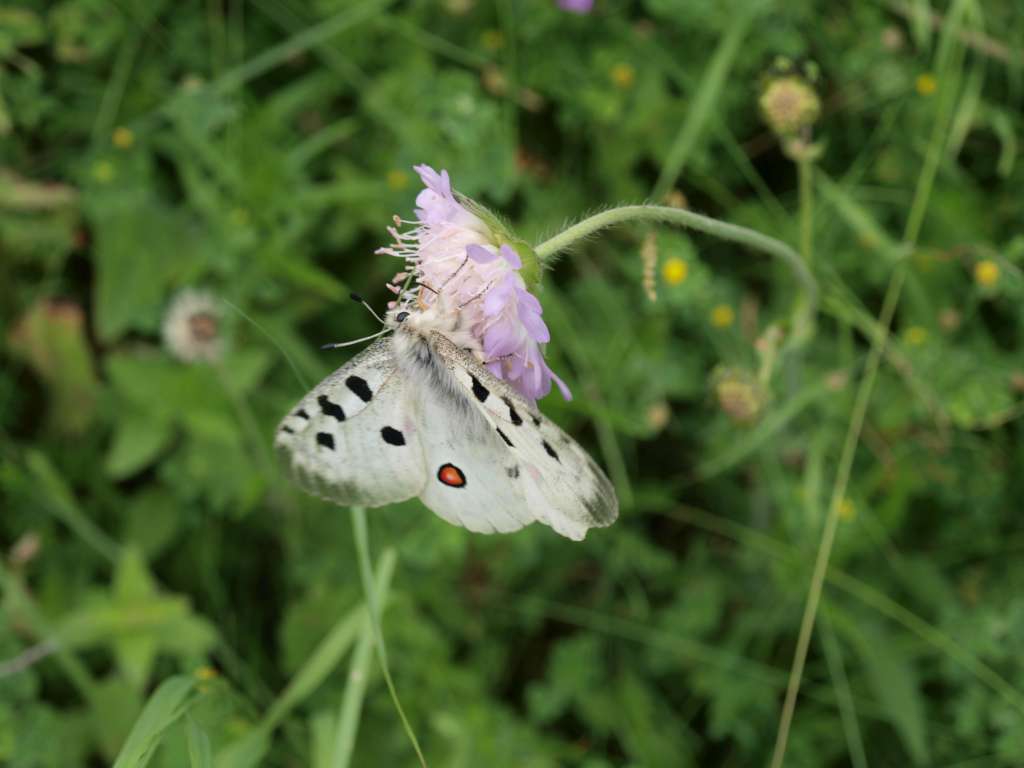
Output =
[
  {"x1": 507, "y1": 465, "x2": 520, "y2": 479},
  {"x1": 317, "y1": 395, "x2": 345, "y2": 422},
  {"x1": 381, "y1": 426, "x2": 405, "y2": 446},
  {"x1": 542, "y1": 440, "x2": 560, "y2": 462},
  {"x1": 281, "y1": 426, "x2": 294, "y2": 434},
  {"x1": 471, "y1": 375, "x2": 489, "y2": 403},
  {"x1": 531, "y1": 415, "x2": 542, "y2": 427},
  {"x1": 345, "y1": 375, "x2": 373, "y2": 403},
  {"x1": 503, "y1": 397, "x2": 523, "y2": 425},
  {"x1": 295, "y1": 408, "x2": 309, "y2": 420},
  {"x1": 316, "y1": 432, "x2": 335, "y2": 450},
  {"x1": 496, "y1": 428, "x2": 513, "y2": 447}
]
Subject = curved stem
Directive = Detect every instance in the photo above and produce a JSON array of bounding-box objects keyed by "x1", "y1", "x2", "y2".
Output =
[{"x1": 534, "y1": 205, "x2": 817, "y2": 307}]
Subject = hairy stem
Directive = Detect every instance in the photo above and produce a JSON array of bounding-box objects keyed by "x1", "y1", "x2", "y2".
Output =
[{"x1": 534, "y1": 204, "x2": 817, "y2": 308}]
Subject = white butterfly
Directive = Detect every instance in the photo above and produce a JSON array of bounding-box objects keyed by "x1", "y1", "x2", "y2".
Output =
[{"x1": 274, "y1": 300, "x2": 618, "y2": 540}]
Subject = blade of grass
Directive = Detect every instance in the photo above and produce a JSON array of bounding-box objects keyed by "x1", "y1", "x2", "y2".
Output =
[
  {"x1": 329, "y1": 618, "x2": 375, "y2": 768},
  {"x1": 0, "y1": 564, "x2": 100, "y2": 703},
  {"x1": 263, "y1": 551, "x2": 396, "y2": 733},
  {"x1": 251, "y1": 0, "x2": 369, "y2": 89},
  {"x1": 215, "y1": 551, "x2": 395, "y2": 767},
  {"x1": 769, "y1": 4, "x2": 971, "y2": 764},
  {"x1": 651, "y1": 5, "x2": 760, "y2": 200},
  {"x1": 186, "y1": 715, "x2": 214, "y2": 768},
  {"x1": 112, "y1": 675, "x2": 200, "y2": 768},
  {"x1": 91, "y1": 28, "x2": 143, "y2": 143},
  {"x1": 350, "y1": 508, "x2": 428, "y2": 767},
  {"x1": 660, "y1": 504, "x2": 1024, "y2": 715},
  {"x1": 25, "y1": 449, "x2": 119, "y2": 562},
  {"x1": 695, "y1": 370, "x2": 839, "y2": 480},
  {"x1": 819, "y1": 611, "x2": 869, "y2": 768}
]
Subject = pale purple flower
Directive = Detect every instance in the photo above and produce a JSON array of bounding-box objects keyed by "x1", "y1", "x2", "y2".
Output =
[
  {"x1": 377, "y1": 165, "x2": 570, "y2": 403},
  {"x1": 557, "y1": 0, "x2": 593, "y2": 13}
]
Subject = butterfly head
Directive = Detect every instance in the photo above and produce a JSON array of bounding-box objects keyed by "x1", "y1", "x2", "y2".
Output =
[{"x1": 386, "y1": 297, "x2": 481, "y2": 354}]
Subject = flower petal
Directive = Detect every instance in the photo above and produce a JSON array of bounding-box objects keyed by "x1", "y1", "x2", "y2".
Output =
[
  {"x1": 467, "y1": 244, "x2": 500, "y2": 264},
  {"x1": 519, "y1": 308, "x2": 551, "y2": 343},
  {"x1": 498, "y1": 244, "x2": 522, "y2": 269}
]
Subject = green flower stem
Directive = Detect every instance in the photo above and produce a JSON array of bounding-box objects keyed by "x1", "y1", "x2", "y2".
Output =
[
  {"x1": 769, "y1": 4, "x2": 970, "y2": 766},
  {"x1": 534, "y1": 205, "x2": 818, "y2": 309},
  {"x1": 798, "y1": 159, "x2": 815, "y2": 266}
]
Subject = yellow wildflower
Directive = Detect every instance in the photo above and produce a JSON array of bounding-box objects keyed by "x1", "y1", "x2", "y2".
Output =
[
  {"x1": 91, "y1": 160, "x2": 115, "y2": 183},
  {"x1": 112, "y1": 126, "x2": 134, "y2": 149},
  {"x1": 904, "y1": 326, "x2": 928, "y2": 346},
  {"x1": 387, "y1": 169, "x2": 410, "y2": 191},
  {"x1": 974, "y1": 259, "x2": 999, "y2": 288},
  {"x1": 610, "y1": 63, "x2": 635, "y2": 89},
  {"x1": 481, "y1": 29, "x2": 504, "y2": 51},
  {"x1": 661, "y1": 257, "x2": 688, "y2": 286},
  {"x1": 915, "y1": 73, "x2": 937, "y2": 95},
  {"x1": 838, "y1": 498, "x2": 856, "y2": 521},
  {"x1": 195, "y1": 666, "x2": 219, "y2": 681},
  {"x1": 710, "y1": 304, "x2": 735, "y2": 328}
]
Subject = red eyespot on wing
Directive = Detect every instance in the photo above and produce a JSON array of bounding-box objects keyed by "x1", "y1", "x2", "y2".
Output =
[{"x1": 437, "y1": 463, "x2": 467, "y2": 488}]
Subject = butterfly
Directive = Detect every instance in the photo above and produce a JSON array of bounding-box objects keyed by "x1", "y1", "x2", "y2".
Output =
[{"x1": 274, "y1": 299, "x2": 618, "y2": 540}]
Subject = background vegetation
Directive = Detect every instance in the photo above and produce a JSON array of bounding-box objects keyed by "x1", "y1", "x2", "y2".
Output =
[{"x1": 2, "y1": 0, "x2": 1023, "y2": 766}]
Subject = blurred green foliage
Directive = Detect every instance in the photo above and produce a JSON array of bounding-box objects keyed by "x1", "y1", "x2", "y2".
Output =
[{"x1": 2, "y1": 0, "x2": 1024, "y2": 766}]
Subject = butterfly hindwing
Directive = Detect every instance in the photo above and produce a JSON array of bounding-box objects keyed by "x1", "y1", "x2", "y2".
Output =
[
  {"x1": 275, "y1": 338, "x2": 427, "y2": 507},
  {"x1": 413, "y1": 380, "x2": 536, "y2": 534},
  {"x1": 426, "y1": 332, "x2": 619, "y2": 540}
]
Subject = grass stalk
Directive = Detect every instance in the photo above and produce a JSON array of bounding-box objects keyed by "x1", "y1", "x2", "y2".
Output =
[
  {"x1": 769, "y1": 3, "x2": 971, "y2": 764},
  {"x1": 350, "y1": 508, "x2": 429, "y2": 767},
  {"x1": 650, "y1": 7, "x2": 758, "y2": 200}
]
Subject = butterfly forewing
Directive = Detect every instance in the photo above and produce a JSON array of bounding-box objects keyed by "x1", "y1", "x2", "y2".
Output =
[{"x1": 275, "y1": 338, "x2": 427, "y2": 506}]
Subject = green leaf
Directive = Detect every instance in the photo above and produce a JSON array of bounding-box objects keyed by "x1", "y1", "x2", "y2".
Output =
[
  {"x1": 213, "y1": 730, "x2": 269, "y2": 768},
  {"x1": 837, "y1": 613, "x2": 930, "y2": 764},
  {"x1": 7, "y1": 299, "x2": 99, "y2": 433},
  {"x1": 105, "y1": 412, "x2": 175, "y2": 480},
  {"x1": 91, "y1": 204, "x2": 177, "y2": 342},
  {"x1": 112, "y1": 548, "x2": 162, "y2": 690},
  {"x1": 185, "y1": 716, "x2": 213, "y2": 768},
  {"x1": 112, "y1": 676, "x2": 198, "y2": 768},
  {"x1": 215, "y1": 550, "x2": 395, "y2": 766}
]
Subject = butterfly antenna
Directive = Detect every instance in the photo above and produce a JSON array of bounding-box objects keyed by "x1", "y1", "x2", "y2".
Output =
[
  {"x1": 459, "y1": 280, "x2": 494, "y2": 309},
  {"x1": 321, "y1": 328, "x2": 390, "y2": 350},
  {"x1": 439, "y1": 253, "x2": 469, "y2": 292},
  {"x1": 349, "y1": 292, "x2": 386, "y2": 324}
]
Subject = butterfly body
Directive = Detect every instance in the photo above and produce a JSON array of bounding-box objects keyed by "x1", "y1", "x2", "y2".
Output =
[{"x1": 275, "y1": 307, "x2": 618, "y2": 540}]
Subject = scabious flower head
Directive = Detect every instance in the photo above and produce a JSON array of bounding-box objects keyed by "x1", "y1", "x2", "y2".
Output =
[
  {"x1": 759, "y1": 73, "x2": 820, "y2": 137},
  {"x1": 712, "y1": 367, "x2": 765, "y2": 424},
  {"x1": 377, "y1": 165, "x2": 570, "y2": 403},
  {"x1": 162, "y1": 289, "x2": 224, "y2": 363}
]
